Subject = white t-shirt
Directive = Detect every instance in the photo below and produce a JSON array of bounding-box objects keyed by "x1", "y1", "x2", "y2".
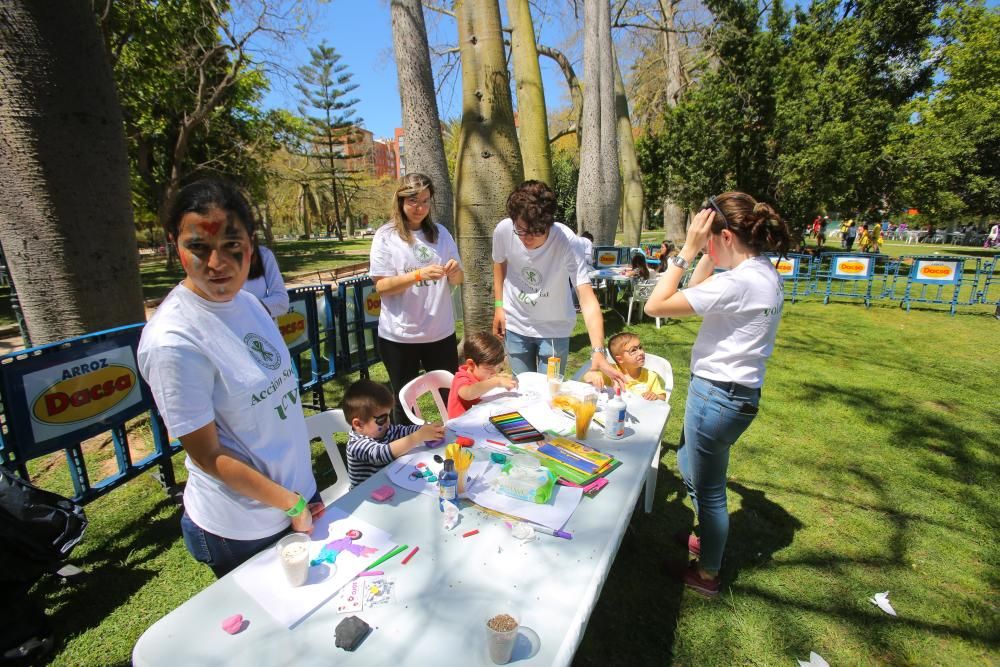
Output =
[
  {"x1": 492, "y1": 218, "x2": 591, "y2": 339},
  {"x1": 242, "y1": 246, "x2": 289, "y2": 318},
  {"x1": 577, "y1": 236, "x2": 594, "y2": 268},
  {"x1": 138, "y1": 284, "x2": 316, "y2": 540},
  {"x1": 681, "y1": 255, "x2": 784, "y2": 388},
  {"x1": 369, "y1": 223, "x2": 462, "y2": 343}
]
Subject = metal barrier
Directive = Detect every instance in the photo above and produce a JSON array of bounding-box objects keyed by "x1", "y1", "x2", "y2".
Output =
[
  {"x1": 337, "y1": 276, "x2": 381, "y2": 377},
  {"x1": 765, "y1": 253, "x2": 818, "y2": 302},
  {"x1": 281, "y1": 284, "x2": 340, "y2": 411},
  {"x1": 593, "y1": 246, "x2": 620, "y2": 268},
  {"x1": 0, "y1": 324, "x2": 179, "y2": 503},
  {"x1": 818, "y1": 253, "x2": 883, "y2": 307},
  {"x1": 898, "y1": 255, "x2": 972, "y2": 316},
  {"x1": 977, "y1": 257, "x2": 1000, "y2": 306}
]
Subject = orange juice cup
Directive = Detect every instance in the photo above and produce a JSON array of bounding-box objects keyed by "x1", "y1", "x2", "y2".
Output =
[{"x1": 573, "y1": 393, "x2": 598, "y2": 439}]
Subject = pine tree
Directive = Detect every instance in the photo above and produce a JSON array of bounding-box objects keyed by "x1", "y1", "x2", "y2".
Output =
[{"x1": 296, "y1": 41, "x2": 364, "y2": 240}]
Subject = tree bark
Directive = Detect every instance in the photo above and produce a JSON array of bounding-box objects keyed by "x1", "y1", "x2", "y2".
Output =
[
  {"x1": 615, "y1": 48, "x2": 644, "y2": 247},
  {"x1": 507, "y1": 0, "x2": 552, "y2": 185},
  {"x1": 538, "y1": 44, "x2": 583, "y2": 152},
  {"x1": 0, "y1": 1, "x2": 145, "y2": 344},
  {"x1": 659, "y1": 0, "x2": 687, "y2": 243},
  {"x1": 576, "y1": 0, "x2": 620, "y2": 245},
  {"x1": 454, "y1": 0, "x2": 524, "y2": 334},
  {"x1": 391, "y1": 0, "x2": 455, "y2": 235}
]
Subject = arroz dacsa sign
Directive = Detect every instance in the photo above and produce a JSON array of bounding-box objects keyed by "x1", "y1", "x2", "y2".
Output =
[
  {"x1": 911, "y1": 259, "x2": 960, "y2": 285},
  {"x1": 24, "y1": 346, "x2": 142, "y2": 443},
  {"x1": 832, "y1": 256, "x2": 873, "y2": 280}
]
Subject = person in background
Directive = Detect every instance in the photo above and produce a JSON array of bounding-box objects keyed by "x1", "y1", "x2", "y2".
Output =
[
  {"x1": 627, "y1": 252, "x2": 651, "y2": 282},
  {"x1": 242, "y1": 237, "x2": 289, "y2": 317},
  {"x1": 492, "y1": 180, "x2": 625, "y2": 389},
  {"x1": 844, "y1": 220, "x2": 858, "y2": 251},
  {"x1": 369, "y1": 173, "x2": 464, "y2": 424},
  {"x1": 644, "y1": 191, "x2": 790, "y2": 597},
  {"x1": 578, "y1": 231, "x2": 595, "y2": 269},
  {"x1": 858, "y1": 224, "x2": 872, "y2": 252},
  {"x1": 869, "y1": 223, "x2": 882, "y2": 253},
  {"x1": 447, "y1": 331, "x2": 518, "y2": 418},
  {"x1": 656, "y1": 241, "x2": 677, "y2": 273},
  {"x1": 343, "y1": 379, "x2": 444, "y2": 488},
  {"x1": 138, "y1": 179, "x2": 324, "y2": 578}
]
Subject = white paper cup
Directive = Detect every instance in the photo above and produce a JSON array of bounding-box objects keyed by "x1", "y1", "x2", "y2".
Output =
[
  {"x1": 486, "y1": 612, "x2": 519, "y2": 664},
  {"x1": 276, "y1": 533, "x2": 310, "y2": 587}
]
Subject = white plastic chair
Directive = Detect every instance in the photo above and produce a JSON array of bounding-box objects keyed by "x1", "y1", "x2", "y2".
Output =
[
  {"x1": 398, "y1": 370, "x2": 454, "y2": 425},
  {"x1": 626, "y1": 279, "x2": 662, "y2": 328},
  {"x1": 304, "y1": 409, "x2": 352, "y2": 504}
]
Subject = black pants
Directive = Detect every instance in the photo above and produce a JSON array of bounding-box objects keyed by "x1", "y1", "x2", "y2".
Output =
[{"x1": 378, "y1": 333, "x2": 458, "y2": 425}]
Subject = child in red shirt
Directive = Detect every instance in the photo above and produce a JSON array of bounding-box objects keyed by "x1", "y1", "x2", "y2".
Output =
[{"x1": 447, "y1": 331, "x2": 518, "y2": 418}]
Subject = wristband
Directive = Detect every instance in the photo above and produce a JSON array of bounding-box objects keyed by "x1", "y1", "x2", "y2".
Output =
[
  {"x1": 494, "y1": 299, "x2": 503, "y2": 308},
  {"x1": 414, "y1": 269, "x2": 422, "y2": 282},
  {"x1": 285, "y1": 494, "x2": 307, "y2": 517}
]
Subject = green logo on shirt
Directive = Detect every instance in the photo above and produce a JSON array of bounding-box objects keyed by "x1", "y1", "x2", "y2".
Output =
[
  {"x1": 413, "y1": 244, "x2": 433, "y2": 263},
  {"x1": 520, "y1": 266, "x2": 543, "y2": 287},
  {"x1": 244, "y1": 333, "x2": 281, "y2": 370}
]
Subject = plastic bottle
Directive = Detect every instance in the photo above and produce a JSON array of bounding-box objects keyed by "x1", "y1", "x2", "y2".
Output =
[
  {"x1": 546, "y1": 356, "x2": 560, "y2": 379},
  {"x1": 603, "y1": 388, "x2": 626, "y2": 439},
  {"x1": 438, "y1": 458, "x2": 459, "y2": 511}
]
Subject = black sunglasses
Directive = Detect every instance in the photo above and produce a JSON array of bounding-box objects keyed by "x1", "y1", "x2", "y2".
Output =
[
  {"x1": 373, "y1": 412, "x2": 390, "y2": 426},
  {"x1": 702, "y1": 196, "x2": 730, "y2": 230}
]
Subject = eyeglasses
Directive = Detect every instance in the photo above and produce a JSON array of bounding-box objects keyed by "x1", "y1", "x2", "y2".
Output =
[
  {"x1": 624, "y1": 344, "x2": 644, "y2": 356},
  {"x1": 513, "y1": 224, "x2": 547, "y2": 238},
  {"x1": 404, "y1": 197, "x2": 430, "y2": 209},
  {"x1": 373, "y1": 412, "x2": 390, "y2": 426},
  {"x1": 702, "y1": 196, "x2": 730, "y2": 230}
]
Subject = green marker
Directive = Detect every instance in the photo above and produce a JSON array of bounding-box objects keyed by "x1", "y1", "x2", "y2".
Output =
[{"x1": 362, "y1": 544, "x2": 408, "y2": 572}]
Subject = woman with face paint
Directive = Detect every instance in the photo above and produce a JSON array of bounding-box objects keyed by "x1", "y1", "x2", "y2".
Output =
[
  {"x1": 644, "y1": 192, "x2": 791, "y2": 598},
  {"x1": 138, "y1": 179, "x2": 324, "y2": 578}
]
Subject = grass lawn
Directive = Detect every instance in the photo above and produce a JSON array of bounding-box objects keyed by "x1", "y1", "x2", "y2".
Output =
[{"x1": 24, "y1": 292, "x2": 998, "y2": 666}]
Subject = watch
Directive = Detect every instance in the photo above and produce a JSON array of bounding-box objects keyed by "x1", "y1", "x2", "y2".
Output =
[
  {"x1": 592, "y1": 346, "x2": 608, "y2": 356},
  {"x1": 669, "y1": 255, "x2": 690, "y2": 271}
]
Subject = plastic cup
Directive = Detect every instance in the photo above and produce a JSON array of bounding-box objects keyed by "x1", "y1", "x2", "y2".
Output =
[
  {"x1": 547, "y1": 373, "x2": 564, "y2": 398},
  {"x1": 573, "y1": 393, "x2": 598, "y2": 439},
  {"x1": 486, "y1": 612, "x2": 519, "y2": 664},
  {"x1": 276, "y1": 533, "x2": 311, "y2": 587}
]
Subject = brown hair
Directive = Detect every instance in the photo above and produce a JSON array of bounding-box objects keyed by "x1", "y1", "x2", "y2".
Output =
[
  {"x1": 608, "y1": 331, "x2": 640, "y2": 361},
  {"x1": 506, "y1": 180, "x2": 557, "y2": 234},
  {"x1": 343, "y1": 379, "x2": 394, "y2": 425},
  {"x1": 462, "y1": 331, "x2": 506, "y2": 366},
  {"x1": 388, "y1": 173, "x2": 438, "y2": 244},
  {"x1": 709, "y1": 192, "x2": 791, "y2": 257}
]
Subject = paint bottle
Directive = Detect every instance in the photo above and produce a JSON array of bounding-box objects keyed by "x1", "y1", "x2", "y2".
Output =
[
  {"x1": 603, "y1": 388, "x2": 626, "y2": 440},
  {"x1": 438, "y1": 458, "x2": 459, "y2": 511},
  {"x1": 546, "y1": 356, "x2": 560, "y2": 379}
]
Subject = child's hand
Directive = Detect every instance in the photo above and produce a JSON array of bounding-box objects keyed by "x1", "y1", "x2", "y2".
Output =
[
  {"x1": 417, "y1": 422, "x2": 445, "y2": 443},
  {"x1": 642, "y1": 391, "x2": 664, "y2": 401},
  {"x1": 494, "y1": 374, "x2": 518, "y2": 390},
  {"x1": 583, "y1": 369, "x2": 604, "y2": 388}
]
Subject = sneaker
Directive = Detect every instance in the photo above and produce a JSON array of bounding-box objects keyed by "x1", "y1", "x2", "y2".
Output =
[
  {"x1": 683, "y1": 562, "x2": 720, "y2": 598},
  {"x1": 673, "y1": 531, "x2": 701, "y2": 557}
]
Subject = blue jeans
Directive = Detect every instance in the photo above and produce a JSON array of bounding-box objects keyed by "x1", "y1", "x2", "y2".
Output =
[
  {"x1": 504, "y1": 330, "x2": 570, "y2": 376},
  {"x1": 181, "y1": 490, "x2": 322, "y2": 578},
  {"x1": 677, "y1": 375, "x2": 760, "y2": 573}
]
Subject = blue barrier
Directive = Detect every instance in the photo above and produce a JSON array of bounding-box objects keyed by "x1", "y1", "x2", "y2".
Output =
[
  {"x1": 899, "y1": 255, "x2": 979, "y2": 316},
  {"x1": 283, "y1": 284, "x2": 339, "y2": 411},
  {"x1": 977, "y1": 257, "x2": 1000, "y2": 306},
  {"x1": 819, "y1": 253, "x2": 882, "y2": 307},
  {"x1": 337, "y1": 276, "x2": 381, "y2": 377},
  {"x1": 765, "y1": 253, "x2": 817, "y2": 302},
  {"x1": 0, "y1": 324, "x2": 179, "y2": 503},
  {"x1": 593, "y1": 246, "x2": 619, "y2": 268}
]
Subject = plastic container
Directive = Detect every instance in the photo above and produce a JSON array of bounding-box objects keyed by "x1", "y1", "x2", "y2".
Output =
[
  {"x1": 275, "y1": 533, "x2": 311, "y2": 587},
  {"x1": 493, "y1": 454, "x2": 557, "y2": 504},
  {"x1": 603, "y1": 387, "x2": 626, "y2": 439},
  {"x1": 546, "y1": 356, "x2": 560, "y2": 379},
  {"x1": 486, "y1": 612, "x2": 519, "y2": 664}
]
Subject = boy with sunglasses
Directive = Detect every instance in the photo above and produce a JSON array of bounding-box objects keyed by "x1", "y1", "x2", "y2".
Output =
[{"x1": 343, "y1": 379, "x2": 444, "y2": 488}]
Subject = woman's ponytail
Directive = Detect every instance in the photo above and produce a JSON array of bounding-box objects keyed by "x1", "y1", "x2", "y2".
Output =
[{"x1": 715, "y1": 192, "x2": 791, "y2": 257}]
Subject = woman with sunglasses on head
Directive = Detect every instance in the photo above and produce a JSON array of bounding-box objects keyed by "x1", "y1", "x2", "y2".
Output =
[
  {"x1": 492, "y1": 180, "x2": 625, "y2": 388},
  {"x1": 370, "y1": 174, "x2": 464, "y2": 424},
  {"x1": 138, "y1": 179, "x2": 324, "y2": 578},
  {"x1": 644, "y1": 192, "x2": 791, "y2": 597}
]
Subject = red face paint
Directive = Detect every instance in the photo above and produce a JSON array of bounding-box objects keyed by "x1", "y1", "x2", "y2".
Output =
[
  {"x1": 199, "y1": 220, "x2": 223, "y2": 236},
  {"x1": 708, "y1": 236, "x2": 719, "y2": 264}
]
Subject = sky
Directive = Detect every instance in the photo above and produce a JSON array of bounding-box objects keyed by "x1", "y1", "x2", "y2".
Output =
[{"x1": 259, "y1": 1, "x2": 583, "y2": 141}]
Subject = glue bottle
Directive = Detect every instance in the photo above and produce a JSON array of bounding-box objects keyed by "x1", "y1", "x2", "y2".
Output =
[
  {"x1": 438, "y1": 458, "x2": 459, "y2": 511},
  {"x1": 603, "y1": 387, "x2": 626, "y2": 440}
]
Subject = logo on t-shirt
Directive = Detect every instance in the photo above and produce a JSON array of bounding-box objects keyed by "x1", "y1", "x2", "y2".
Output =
[
  {"x1": 520, "y1": 266, "x2": 543, "y2": 288},
  {"x1": 244, "y1": 333, "x2": 282, "y2": 370},
  {"x1": 413, "y1": 244, "x2": 433, "y2": 263}
]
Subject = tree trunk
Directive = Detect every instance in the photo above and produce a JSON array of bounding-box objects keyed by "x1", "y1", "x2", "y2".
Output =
[
  {"x1": 576, "y1": 0, "x2": 619, "y2": 246},
  {"x1": 663, "y1": 199, "x2": 687, "y2": 244},
  {"x1": 0, "y1": 1, "x2": 144, "y2": 344},
  {"x1": 390, "y1": 0, "x2": 455, "y2": 235},
  {"x1": 615, "y1": 48, "x2": 644, "y2": 247},
  {"x1": 454, "y1": 0, "x2": 524, "y2": 334},
  {"x1": 538, "y1": 45, "x2": 583, "y2": 152},
  {"x1": 659, "y1": 0, "x2": 687, "y2": 243},
  {"x1": 506, "y1": 0, "x2": 552, "y2": 185}
]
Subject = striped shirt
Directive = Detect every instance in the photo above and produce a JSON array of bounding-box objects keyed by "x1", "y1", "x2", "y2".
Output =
[{"x1": 347, "y1": 424, "x2": 420, "y2": 488}]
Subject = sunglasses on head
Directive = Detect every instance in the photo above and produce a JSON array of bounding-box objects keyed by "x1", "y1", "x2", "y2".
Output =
[
  {"x1": 373, "y1": 412, "x2": 390, "y2": 426},
  {"x1": 702, "y1": 196, "x2": 730, "y2": 230}
]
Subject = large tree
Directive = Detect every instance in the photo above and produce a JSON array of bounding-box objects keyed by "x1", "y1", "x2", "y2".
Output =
[
  {"x1": 454, "y1": 0, "x2": 524, "y2": 334},
  {"x1": 614, "y1": 49, "x2": 644, "y2": 246},
  {"x1": 576, "y1": 0, "x2": 620, "y2": 245},
  {"x1": 0, "y1": 1, "x2": 144, "y2": 344},
  {"x1": 507, "y1": 0, "x2": 553, "y2": 185},
  {"x1": 390, "y1": 0, "x2": 455, "y2": 233}
]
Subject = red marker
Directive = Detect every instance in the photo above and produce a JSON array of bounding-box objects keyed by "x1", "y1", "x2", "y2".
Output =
[
  {"x1": 486, "y1": 439, "x2": 507, "y2": 447},
  {"x1": 402, "y1": 546, "x2": 419, "y2": 564},
  {"x1": 462, "y1": 529, "x2": 479, "y2": 538}
]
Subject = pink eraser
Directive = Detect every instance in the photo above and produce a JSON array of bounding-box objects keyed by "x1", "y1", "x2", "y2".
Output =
[
  {"x1": 221, "y1": 614, "x2": 244, "y2": 634},
  {"x1": 371, "y1": 485, "x2": 395, "y2": 502}
]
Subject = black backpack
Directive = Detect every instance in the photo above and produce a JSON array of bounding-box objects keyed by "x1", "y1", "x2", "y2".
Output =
[{"x1": 0, "y1": 465, "x2": 87, "y2": 582}]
